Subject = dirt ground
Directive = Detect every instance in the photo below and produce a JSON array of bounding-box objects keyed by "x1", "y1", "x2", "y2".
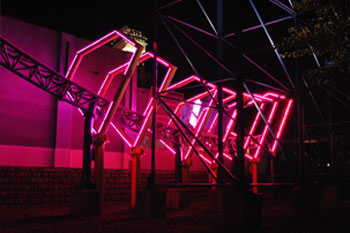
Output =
[{"x1": 1, "y1": 191, "x2": 350, "y2": 233}]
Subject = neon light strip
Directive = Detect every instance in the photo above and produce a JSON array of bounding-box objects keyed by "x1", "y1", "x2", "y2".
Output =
[
  {"x1": 263, "y1": 92, "x2": 286, "y2": 100},
  {"x1": 223, "y1": 152, "x2": 233, "y2": 160},
  {"x1": 271, "y1": 99, "x2": 293, "y2": 152},
  {"x1": 123, "y1": 48, "x2": 139, "y2": 75},
  {"x1": 116, "y1": 31, "x2": 137, "y2": 46},
  {"x1": 167, "y1": 75, "x2": 197, "y2": 90},
  {"x1": 98, "y1": 53, "x2": 153, "y2": 96},
  {"x1": 198, "y1": 152, "x2": 213, "y2": 164},
  {"x1": 98, "y1": 101, "x2": 114, "y2": 133},
  {"x1": 208, "y1": 113, "x2": 218, "y2": 133},
  {"x1": 244, "y1": 104, "x2": 265, "y2": 149},
  {"x1": 133, "y1": 105, "x2": 155, "y2": 147},
  {"x1": 183, "y1": 91, "x2": 217, "y2": 160},
  {"x1": 254, "y1": 102, "x2": 279, "y2": 159},
  {"x1": 110, "y1": 123, "x2": 132, "y2": 147},
  {"x1": 145, "y1": 52, "x2": 171, "y2": 68},
  {"x1": 132, "y1": 65, "x2": 176, "y2": 148},
  {"x1": 269, "y1": 0, "x2": 295, "y2": 15},
  {"x1": 98, "y1": 64, "x2": 128, "y2": 95},
  {"x1": 143, "y1": 97, "x2": 154, "y2": 116},
  {"x1": 160, "y1": 139, "x2": 176, "y2": 155},
  {"x1": 167, "y1": 89, "x2": 215, "y2": 125},
  {"x1": 223, "y1": 110, "x2": 237, "y2": 142},
  {"x1": 66, "y1": 30, "x2": 137, "y2": 81}
]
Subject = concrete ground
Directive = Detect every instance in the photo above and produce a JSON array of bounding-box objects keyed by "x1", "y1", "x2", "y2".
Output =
[{"x1": 1, "y1": 191, "x2": 350, "y2": 233}]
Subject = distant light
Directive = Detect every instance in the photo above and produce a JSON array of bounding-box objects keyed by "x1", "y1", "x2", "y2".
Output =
[{"x1": 326, "y1": 163, "x2": 331, "y2": 167}]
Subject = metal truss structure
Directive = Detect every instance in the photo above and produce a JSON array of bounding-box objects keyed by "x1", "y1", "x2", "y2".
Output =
[{"x1": 1, "y1": 0, "x2": 306, "y2": 187}]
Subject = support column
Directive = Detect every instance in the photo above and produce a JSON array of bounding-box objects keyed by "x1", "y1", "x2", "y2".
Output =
[
  {"x1": 252, "y1": 162, "x2": 258, "y2": 194},
  {"x1": 80, "y1": 102, "x2": 96, "y2": 188},
  {"x1": 182, "y1": 158, "x2": 192, "y2": 183},
  {"x1": 93, "y1": 134, "x2": 107, "y2": 197},
  {"x1": 70, "y1": 102, "x2": 101, "y2": 216},
  {"x1": 130, "y1": 146, "x2": 143, "y2": 208},
  {"x1": 174, "y1": 135, "x2": 183, "y2": 183},
  {"x1": 216, "y1": 0, "x2": 224, "y2": 184}
]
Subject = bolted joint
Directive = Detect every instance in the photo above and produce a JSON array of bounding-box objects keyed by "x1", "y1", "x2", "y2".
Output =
[
  {"x1": 182, "y1": 158, "x2": 192, "y2": 168},
  {"x1": 92, "y1": 133, "x2": 107, "y2": 148},
  {"x1": 131, "y1": 146, "x2": 144, "y2": 158}
]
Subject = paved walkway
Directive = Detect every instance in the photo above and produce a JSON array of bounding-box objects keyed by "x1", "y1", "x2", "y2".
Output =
[{"x1": 1, "y1": 194, "x2": 350, "y2": 233}]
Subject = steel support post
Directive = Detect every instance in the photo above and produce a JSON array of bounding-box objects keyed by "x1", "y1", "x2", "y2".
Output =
[
  {"x1": 216, "y1": 0, "x2": 224, "y2": 184},
  {"x1": 252, "y1": 162, "x2": 258, "y2": 194},
  {"x1": 235, "y1": 76, "x2": 246, "y2": 190},
  {"x1": 130, "y1": 147, "x2": 143, "y2": 208},
  {"x1": 174, "y1": 135, "x2": 183, "y2": 183},
  {"x1": 80, "y1": 102, "x2": 96, "y2": 189},
  {"x1": 148, "y1": 1, "x2": 159, "y2": 188}
]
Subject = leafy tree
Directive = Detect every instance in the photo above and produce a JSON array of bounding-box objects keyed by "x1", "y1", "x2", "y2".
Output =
[{"x1": 278, "y1": 0, "x2": 350, "y2": 91}]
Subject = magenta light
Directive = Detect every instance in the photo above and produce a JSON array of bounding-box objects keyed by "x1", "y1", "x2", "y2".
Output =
[
  {"x1": 183, "y1": 91, "x2": 217, "y2": 160},
  {"x1": 65, "y1": 30, "x2": 138, "y2": 81},
  {"x1": 208, "y1": 113, "x2": 218, "y2": 133},
  {"x1": 98, "y1": 101, "x2": 114, "y2": 133},
  {"x1": 123, "y1": 48, "x2": 139, "y2": 75},
  {"x1": 230, "y1": 131, "x2": 237, "y2": 137},
  {"x1": 244, "y1": 103, "x2": 265, "y2": 149},
  {"x1": 223, "y1": 110, "x2": 237, "y2": 142},
  {"x1": 271, "y1": 99, "x2": 293, "y2": 152},
  {"x1": 223, "y1": 152, "x2": 233, "y2": 160},
  {"x1": 111, "y1": 123, "x2": 133, "y2": 147},
  {"x1": 198, "y1": 152, "x2": 213, "y2": 165},
  {"x1": 133, "y1": 104, "x2": 155, "y2": 147},
  {"x1": 160, "y1": 139, "x2": 176, "y2": 155},
  {"x1": 254, "y1": 102, "x2": 279, "y2": 159}
]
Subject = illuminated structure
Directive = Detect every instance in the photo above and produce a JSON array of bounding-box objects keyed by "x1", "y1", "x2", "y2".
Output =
[{"x1": 0, "y1": 1, "x2": 300, "y2": 209}]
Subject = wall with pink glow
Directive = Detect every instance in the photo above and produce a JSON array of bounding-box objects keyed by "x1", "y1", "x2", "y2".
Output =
[
  {"x1": 0, "y1": 16, "x2": 128, "y2": 168},
  {"x1": 0, "y1": 16, "x2": 59, "y2": 167},
  {"x1": 0, "y1": 16, "x2": 207, "y2": 172}
]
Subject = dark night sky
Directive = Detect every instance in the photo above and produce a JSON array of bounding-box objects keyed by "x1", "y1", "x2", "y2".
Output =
[{"x1": 1, "y1": 0, "x2": 294, "y2": 88}]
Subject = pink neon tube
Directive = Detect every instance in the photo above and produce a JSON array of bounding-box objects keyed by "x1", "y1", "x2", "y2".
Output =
[
  {"x1": 254, "y1": 102, "x2": 279, "y2": 159},
  {"x1": 208, "y1": 113, "x2": 218, "y2": 133},
  {"x1": 223, "y1": 110, "x2": 237, "y2": 142},
  {"x1": 110, "y1": 123, "x2": 133, "y2": 147},
  {"x1": 244, "y1": 104, "x2": 265, "y2": 149},
  {"x1": 160, "y1": 139, "x2": 176, "y2": 155},
  {"x1": 66, "y1": 30, "x2": 137, "y2": 81},
  {"x1": 271, "y1": 99, "x2": 293, "y2": 152},
  {"x1": 183, "y1": 91, "x2": 217, "y2": 160},
  {"x1": 133, "y1": 65, "x2": 176, "y2": 148}
]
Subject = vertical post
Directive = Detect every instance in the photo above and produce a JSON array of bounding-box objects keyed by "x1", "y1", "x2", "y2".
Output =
[
  {"x1": 294, "y1": 16, "x2": 305, "y2": 185},
  {"x1": 174, "y1": 135, "x2": 183, "y2": 183},
  {"x1": 93, "y1": 133, "x2": 106, "y2": 205},
  {"x1": 252, "y1": 162, "x2": 258, "y2": 194},
  {"x1": 216, "y1": 0, "x2": 224, "y2": 183},
  {"x1": 130, "y1": 147, "x2": 143, "y2": 208},
  {"x1": 235, "y1": 77, "x2": 245, "y2": 189},
  {"x1": 80, "y1": 102, "x2": 96, "y2": 188},
  {"x1": 148, "y1": 0, "x2": 158, "y2": 188}
]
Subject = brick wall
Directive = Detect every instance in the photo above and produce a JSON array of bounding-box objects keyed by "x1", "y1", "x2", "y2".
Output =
[{"x1": 0, "y1": 167, "x2": 208, "y2": 206}]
